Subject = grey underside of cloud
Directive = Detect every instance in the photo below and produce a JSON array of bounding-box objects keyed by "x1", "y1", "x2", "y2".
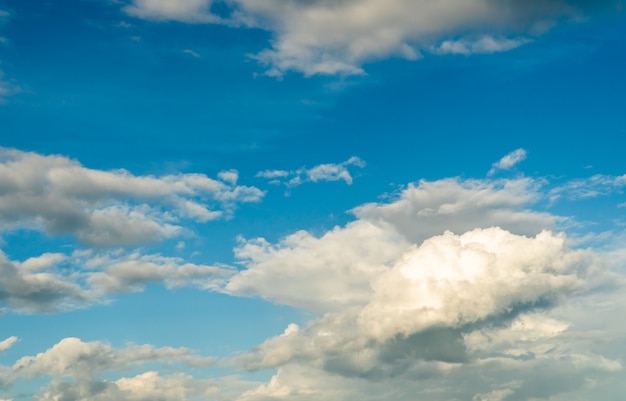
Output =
[
  {"x1": 0, "y1": 336, "x2": 226, "y2": 401},
  {"x1": 0, "y1": 147, "x2": 264, "y2": 247},
  {"x1": 123, "y1": 0, "x2": 619, "y2": 75},
  {"x1": 0, "y1": 249, "x2": 233, "y2": 314}
]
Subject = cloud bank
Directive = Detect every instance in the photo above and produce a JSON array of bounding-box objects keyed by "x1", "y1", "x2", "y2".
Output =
[{"x1": 2, "y1": 148, "x2": 626, "y2": 400}]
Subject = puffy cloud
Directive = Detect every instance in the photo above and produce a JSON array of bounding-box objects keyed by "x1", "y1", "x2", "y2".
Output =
[
  {"x1": 229, "y1": 175, "x2": 567, "y2": 312},
  {"x1": 488, "y1": 148, "x2": 528, "y2": 175},
  {"x1": 256, "y1": 156, "x2": 365, "y2": 189},
  {"x1": 225, "y1": 173, "x2": 626, "y2": 400},
  {"x1": 231, "y1": 228, "x2": 599, "y2": 369},
  {"x1": 227, "y1": 220, "x2": 408, "y2": 312},
  {"x1": 0, "y1": 148, "x2": 264, "y2": 246},
  {"x1": 124, "y1": 0, "x2": 618, "y2": 75},
  {"x1": 358, "y1": 228, "x2": 596, "y2": 341},
  {"x1": 0, "y1": 249, "x2": 231, "y2": 313}
]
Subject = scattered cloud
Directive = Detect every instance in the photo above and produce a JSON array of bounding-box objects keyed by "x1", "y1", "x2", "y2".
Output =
[
  {"x1": 256, "y1": 156, "x2": 365, "y2": 189},
  {"x1": 488, "y1": 148, "x2": 527, "y2": 175},
  {"x1": 122, "y1": 0, "x2": 618, "y2": 76},
  {"x1": 0, "y1": 146, "x2": 624, "y2": 400},
  {"x1": 434, "y1": 36, "x2": 531, "y2": 55},
  {"x1": 0, "y1": 336, "x2": 17, "y2": 353},
  {"x1": 0, "y1": 148, "x2": 264, "y2": 247}
]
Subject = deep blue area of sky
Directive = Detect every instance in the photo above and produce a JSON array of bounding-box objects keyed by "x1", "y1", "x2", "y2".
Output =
[{"x1": 1, "y1": 2, "x2": 624, "y2": 180}]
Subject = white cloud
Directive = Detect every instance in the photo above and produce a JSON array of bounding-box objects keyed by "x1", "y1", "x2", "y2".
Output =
[
  {"x1": 0, "y1": 336, "x2": 17, "y2": 353},
  {"x1": 488, "y1": 148, "x2": 527, "y2": 175},
  {"x1": 358, "y1": 228, "x2": 595, "y2": 341},
  {"x1": 435, "y1": 36, "x2": 531, "y2": 55},
  {"x1": 0, "y1": 148, "x2": 264, "y2": 246},
  {"x1": 255, "y1": 169, "x2": 289, "y2": 179},
  {"x1": 256, "y1": 156, "x2": 365, "y2": 189},
  {"x1": 3, "y1": 167, "x2": 626, "y2": 400},
  {"x1": 228, "y1": 177, "x2": 564, "y2": 313},
  {"x1": 227, "y1": 220, "x2": 408, "y2": 312},
  {"x1": 123, "y1": 0, "x2": 617, "y2": 76}
]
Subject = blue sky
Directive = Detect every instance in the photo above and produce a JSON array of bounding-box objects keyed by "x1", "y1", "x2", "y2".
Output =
[{"x1": 0, "y1": 1, "x2": 625, "y2": 400}]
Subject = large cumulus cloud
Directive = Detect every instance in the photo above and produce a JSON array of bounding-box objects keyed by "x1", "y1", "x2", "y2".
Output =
[{"x1": 224, "y1": 173, "x2": 625, "y2": 400}]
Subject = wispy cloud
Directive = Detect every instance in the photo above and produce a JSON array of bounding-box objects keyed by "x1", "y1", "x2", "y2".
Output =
[
  {"x1": 434, "y1": 36, "x2": 531, "y2": 55},
  {"x1": 488, "y1": 148, "x2": 527, "y2": 175},
  {"x1": 256, "y1": 156, "x2": 365, "y2": 189},
  {"x1": 550, "y1": 174, "x2": 626, "y2": 201},
  {"x1": 182, "y1": 48, "x2": 201, "y2": 58},
  {"x1": 0, "y1": 10, "x2": 19, "y2": 103}
]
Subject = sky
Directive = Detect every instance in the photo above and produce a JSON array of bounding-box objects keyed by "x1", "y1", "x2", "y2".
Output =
[{"x1": 0, "y1": 0, "x2": 625, "y2": 400}]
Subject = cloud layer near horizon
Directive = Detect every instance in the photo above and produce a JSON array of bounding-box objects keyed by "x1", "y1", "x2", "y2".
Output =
[
  {"x1": 123, "y1": 0, "x2": 619, "y2": 75},
  {"x1": 2, "y1": 148, "x2": 626, "y2": 400}
]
